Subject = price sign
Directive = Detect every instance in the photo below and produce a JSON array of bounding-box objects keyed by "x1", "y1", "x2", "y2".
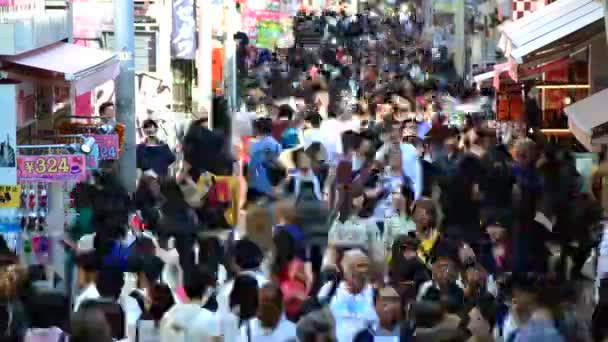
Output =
[
  {"x1": 0, "y1": 185, "x2": 21, "y2": 208},
  {"x1": 89, "y1": 134, "x2": 119, "y2": 160},
  {"x1": 17, "y1": 155, "x2": 86, "y2": 183}
]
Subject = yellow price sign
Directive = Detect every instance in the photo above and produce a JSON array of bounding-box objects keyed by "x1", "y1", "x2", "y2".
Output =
[{"x1": 0, "y1": 185, "x2": 21, "y2": 208}]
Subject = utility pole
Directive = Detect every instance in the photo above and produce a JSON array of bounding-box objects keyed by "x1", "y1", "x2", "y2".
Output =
[
  {"x1": 454, "y1": 0, "x2": 466, "y2": 78},
  {"x1": 114, "y1": 0, "x2": 137, "y2": 192},
  {"x1": 197, "y1": 0, "x2": 213, "y2": 128}
]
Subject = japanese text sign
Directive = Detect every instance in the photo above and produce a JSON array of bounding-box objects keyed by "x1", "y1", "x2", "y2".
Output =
[
  {"x1": 171, "y1": 0, "x2": 196, "y2": 59},
  {"x1": 17, "y1": 155, "x2": 86, "y2": 183},
  {"x1": 0, "y1": 185, "x2": 20, "y2": 208},
  {"x1": 89, "y1": 134, "x2": 119, "y2": 160}
]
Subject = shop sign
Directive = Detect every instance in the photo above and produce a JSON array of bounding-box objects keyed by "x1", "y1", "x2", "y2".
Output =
[
  {"x1": 171, "y1": 0, "x2": 196, "y2": 59},
  {"x1": 88, "y1": 134, "x2": 119, "y2": 160},
  {"x1": 0, "y1": 185, "x2": 20, "y2": 208},
  {"x1": 17, "y1": 155, "x2": 86, "y2": 183}
]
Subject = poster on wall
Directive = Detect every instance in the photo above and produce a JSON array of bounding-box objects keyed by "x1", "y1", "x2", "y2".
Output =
[
  {"x1": 172, "y1": 0, "x2": 196, "y2": 59},
  {"x1": 256, "y1": 20, "x2": 283, "y2": 49},
  {"x1": 0, "y1": 84, "x2": 18, "y2": 185}
]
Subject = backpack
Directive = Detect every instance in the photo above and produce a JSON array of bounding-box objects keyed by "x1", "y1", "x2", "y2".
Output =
[{"x1": 199, "y1": 176, "x2": 231, "y2": 229}]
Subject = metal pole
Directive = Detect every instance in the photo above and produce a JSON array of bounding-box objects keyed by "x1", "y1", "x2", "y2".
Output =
[
  {"x1": 114, "y1": 0, "x2": 137, "y2": 192},
  {"x1": 197, "y1": 0, "x2": 213, "y2": 128},
  {"x1": 454, "y1": 0, "x2": 466, "y2": 78}
]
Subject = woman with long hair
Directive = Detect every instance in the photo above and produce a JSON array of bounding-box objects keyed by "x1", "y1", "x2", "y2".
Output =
[{"x1": 157, "y1": 179, "x2": 199, "y2": 275}]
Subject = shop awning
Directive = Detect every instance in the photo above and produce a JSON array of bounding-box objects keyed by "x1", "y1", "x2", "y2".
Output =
[
  {"x1": 2, "y1": 42, "x2": 120, "y2": 95},
  {"x1": 498, "y1": 0, "x2": 603, "y2": 64},
  {"x1": 565, "y1": 88, "x2": 608, "y2": 151}
]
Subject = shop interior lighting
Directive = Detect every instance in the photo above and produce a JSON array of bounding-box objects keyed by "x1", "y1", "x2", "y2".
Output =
[
  {"x1": 80, "y1": 137, "x2": 96, "y2": 154},
  {"x1": 535, "y1": 84, "x2": 590, "y2": 89}
]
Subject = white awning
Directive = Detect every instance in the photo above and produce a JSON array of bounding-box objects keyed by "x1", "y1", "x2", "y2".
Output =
[
  {"x1": 3, "y1": 42, "x2": 120, "y2": 95},
  {"x1": 498, "y1": 0, "x2": 603, "y2": 63},
  {"x1": 565, "y1": 88, "x2": 608, "y2": 151}
]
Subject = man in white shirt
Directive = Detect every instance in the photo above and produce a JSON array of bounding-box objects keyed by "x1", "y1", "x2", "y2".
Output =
[
  {"x1": 73, "y1": 251, "x2": 101, "y2": 312},
  {"x1": 318, "y1": 249, "x2": 378, "y2": 342},
  {"x1": 241, "y1": 283, "x2": 297, "y2": 342},
  {"x1": 302, "y1": 112, "x2": 326, "y2": 149}
]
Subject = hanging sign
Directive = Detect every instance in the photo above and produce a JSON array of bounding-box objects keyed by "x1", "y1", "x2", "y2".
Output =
[
  {"x1": 17, "y1": 155, "x2": 86, "y2": 183},
  {"x1": 88, "y1": 134, "x2": 119, "y2": 160},
  {"x1": 171, "y1": 0, "x2": 196, "y2": 59},
  {"x1": 0, "y1": 185, "x2": 21, "y2": 208}
]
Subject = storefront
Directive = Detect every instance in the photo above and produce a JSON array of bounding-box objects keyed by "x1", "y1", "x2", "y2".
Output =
[
  {"x1": 0, "y1": 40, "x2": 121, "y2": 290},
  {"x1": 488, "y1": 0, "x2": 604, "y2": 131}
]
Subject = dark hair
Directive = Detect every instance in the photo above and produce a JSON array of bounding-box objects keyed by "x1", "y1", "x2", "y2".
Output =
[
  {"x1": 272, "y1": 229, "x2": 297, "y2": 276},
  {"x1": 98, "y1": 102, "x2": 114, "y2": 116},
  {"x1": 159, "y1": 179, "x2": 189, "y2": 216},
  {"x1": 183, "y1": 266, "x2": 213, "y2": 300},
  {"x1": 76, "y1": 251, "x2": 102, "y2": 272},
  {"x1": 229, "y1": 274, "x2": 259, "y2": 322},
  {"x1": 70, "y1": 305, "x2": 113, "y2": 342},
  {"x1": 475, "y1": 294, "x2": 498, "y2": 328},
  {"x1": 231, "y1": 239, "x2": 263, "y2": 270},
  {"x1": 147, "y1": 283, "x2": 175, "y2": 322},
  {"x1": 97, "y1": 269, "x2": 124, "y2": 300},
  {"x1": 341, "y1": 130, "x2": 361, "y2": 153},
  {"x1": 278, "y1": 104, "x2": 295, "y2": 120},
  {"x1": 306, "y1": 112, "x2": 322, "y2": 127},
  {"x1": 142, "y1": 119, "x2": 158, "y2": 129},
  {"x1": 254, "y1": 118, "x2": 273, "y2": 135}
]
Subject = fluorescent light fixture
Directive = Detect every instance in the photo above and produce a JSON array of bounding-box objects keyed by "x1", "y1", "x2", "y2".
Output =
[
  {"x1": 81, "y1": 137, "x2": 96, "y2": 154},
  {"x1": 535, "y1": 85, "x2": 590, "y2": 89}
]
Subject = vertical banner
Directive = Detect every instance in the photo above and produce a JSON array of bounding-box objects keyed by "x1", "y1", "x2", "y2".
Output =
[
  {"x1": 172, "y1": 0, "x2": 196, "y2": 59},
  {"x1": 0, "y1": 84, "x2": 18, "y2": 185}
]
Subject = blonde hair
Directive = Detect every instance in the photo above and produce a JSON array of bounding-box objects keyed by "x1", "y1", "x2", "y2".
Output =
[
  {"x1": 275, "y1": 198, "x2": 297, "y2": 225},
  {"x1": 244, "y1": 204, "x2": 274, "y2": 251}
]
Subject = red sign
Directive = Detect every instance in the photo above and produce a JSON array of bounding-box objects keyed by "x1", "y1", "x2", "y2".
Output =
[
  {"x1": 89, "y1": 134, "x2": 119, "y2": 160},
  {"x1": 17, "y1": 155, "x2": 86, "y2": 183}
]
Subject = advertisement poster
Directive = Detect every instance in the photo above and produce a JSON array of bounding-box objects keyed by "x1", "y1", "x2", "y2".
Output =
[
  {"x1": 256, "y1": 20, "x2": 283, "y2": 49},
  {"x1": 0, "y1": 84, "x2": 18, "y2": 185},
  {"x1": 17, "y1": 155, "x2": 87, "y2": 183},
  {"x1": 172, "y1": 0, "x2": 196, "y2": 59},
  {"x1": 0, "y1": 185, "x2": 21, "y2": 209},
  {"x1": 88, "y1": 134, "x2": 119, "y2": 160}
]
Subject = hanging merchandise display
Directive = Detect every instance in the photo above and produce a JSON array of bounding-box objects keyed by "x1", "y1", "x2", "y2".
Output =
[{"x1": 0, "y1": 185, "x2": 21, "y2": 209}]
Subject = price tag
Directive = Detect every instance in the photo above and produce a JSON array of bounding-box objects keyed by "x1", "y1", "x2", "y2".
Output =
[
  {"x1": 0, "y1": 185, "x2": 21, "y2": 208},
  {"x1": 17, "y1": 155, "x2": 86, "y2": 183},
  {"x1": 89, "y1": 134, "x2": 119, "y2": 160}
]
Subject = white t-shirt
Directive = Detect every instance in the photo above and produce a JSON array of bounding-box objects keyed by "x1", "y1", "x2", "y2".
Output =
[
  {"x1": 240, "y1": 317, "x2": 297, "y2": 342},
  {"x1": 217, "y1": 270, "x2": 269, "y2": 313},
  {"x1": 73, "y1": 283, "x2": 100, "y2": 312},
  {"x1": 160, "y1": 304, "x2": 221, "y2": 342},
  {"x1": 318, "y1": 282, "x2": 377, "y2": 342}
]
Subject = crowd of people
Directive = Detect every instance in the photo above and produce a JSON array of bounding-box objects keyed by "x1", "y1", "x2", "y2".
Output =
[{"x1": 0, "y1": 3, "x2": 607, "y2": 342}]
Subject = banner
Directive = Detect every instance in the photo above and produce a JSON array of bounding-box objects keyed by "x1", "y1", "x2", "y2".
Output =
[
  {"x1": 17, "y1": 155, "x2": 87, "y2": 183},
  {"x1": 0, "y1": 185, "x2": 20, "y2": 209},
  {"x1": 171, "y1": 0, "x2": 196, "y2": 59},
  {"x1": 89, "y1": 134, "x2": 119, "y2": 160},
  {"x1": 0, "y1": 84, "x2": 19, "y2": 185},
  {"x1": 256, "y1": 20, "x2": 283, "y2": 49}
]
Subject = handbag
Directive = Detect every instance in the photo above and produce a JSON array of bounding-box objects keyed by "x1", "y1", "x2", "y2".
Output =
[{"x1": 199, "y1": 176, "x2": 230, "y2": 229}]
